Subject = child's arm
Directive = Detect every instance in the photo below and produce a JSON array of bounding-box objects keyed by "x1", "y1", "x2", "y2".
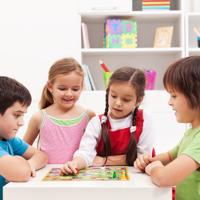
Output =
[
  {"x1": 145, "y1": 154, "x2": 200, "y2": 186},
  {"x1": 23, "y1": 112, "x2": 42, "y2": 145},
  {"x1": 22, "y1": 146, "x2": 48, "y2": 177},
  {"x1": 151, "y1": 152, "x2": 173, "y2": 164},
  {"x1": 61, "y1": 157, "x2": 87, "y2": 175},
  {"x1": 0, "y1": 155, "x2": 32, "y2": 182}
]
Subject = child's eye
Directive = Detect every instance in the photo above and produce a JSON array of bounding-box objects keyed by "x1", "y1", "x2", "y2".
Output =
[
  {"x1": 58, "y1": 88, "x2": 66, "y2": 91},
  {"x1": 123, "y1": 99, "x2": 131, "y2": 102},
  {"x1": 170, "y1": 94, "x2": 176, "y2": 98},
  {"x1": 72, "y1": 88, "x2": 80, "y2": 92},
  {"x1": 111, "y1": 95, "x2": 117, "y2": 99},
  {"x1": 14, "y1": 114, "x2": 22, "y2": 118}
]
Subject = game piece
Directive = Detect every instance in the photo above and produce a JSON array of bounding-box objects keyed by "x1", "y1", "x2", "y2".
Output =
[
  {"x1": 112, "y1": 170, "x2": 117, "y2": 179},
  {"x1": 120, "y1": 171, "x2": 127, "y2": 180}
]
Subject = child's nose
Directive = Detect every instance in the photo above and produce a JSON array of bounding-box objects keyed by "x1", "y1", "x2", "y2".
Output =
[
  {"x1": 115, "y1": 99, "x2": 122, "y2": 106},
  {"x1": 18, "y1": 118, "x2": 24, "y2": 126},
  {"x1": 168, "y1": 98, "x2": 172, "y2": 106},
  {"x1": 65, "y1": 90, "x2": 73, "y2": 96}
]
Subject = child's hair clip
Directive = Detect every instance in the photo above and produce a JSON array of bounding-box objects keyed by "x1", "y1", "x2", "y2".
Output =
[
  {"x1": 101, "y1": 115, "x2": 107, "y2": 124},
  {"x1": 130, "y1": 126, "x2": 136, "y2": 133}
]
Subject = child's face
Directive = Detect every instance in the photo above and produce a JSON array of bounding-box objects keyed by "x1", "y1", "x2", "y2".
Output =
[
  {"x1": 108, "y1": 82, "x2": 141, "y2": 119},
  {"x1": 168, "y1": 90, "x2": 200, "y2": 128},
  {"x1": 48, "y1": 72, "x2": 83, "y2": 111},
  {"x1": 0, "y1": 102, "x2": 27, "y2": 140}
]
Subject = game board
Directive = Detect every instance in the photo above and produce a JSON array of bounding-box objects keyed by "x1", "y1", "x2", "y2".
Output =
[{"x1": 43, "y1": 166, "x2": 129, "y2": 181}]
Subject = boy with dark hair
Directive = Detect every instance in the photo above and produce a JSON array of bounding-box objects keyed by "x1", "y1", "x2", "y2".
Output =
[{"x1": 0, "y1": 76, "x2": 48, "y2": 200}]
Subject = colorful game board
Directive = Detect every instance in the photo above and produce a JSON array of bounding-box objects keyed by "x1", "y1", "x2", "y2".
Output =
[{"x1": 43, "y1": 166, "x2": 129, "y2": 181}]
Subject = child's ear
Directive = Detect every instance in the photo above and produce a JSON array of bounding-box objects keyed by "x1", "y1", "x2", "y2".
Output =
[
  {"x1": 47, "y1": 81, "x2": 53, "y2": 93},
  {"x1": 136, "y1": 96, "x2": 144, "y2": 107}
]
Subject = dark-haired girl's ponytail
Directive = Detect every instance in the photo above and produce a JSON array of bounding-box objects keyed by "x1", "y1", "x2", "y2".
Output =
[
  {"x1": 126, "y1": 107, "x2": 138, "y2": 166},
  {"x1": 100, "y1": 88, "x2": 111, "y2": 165}
]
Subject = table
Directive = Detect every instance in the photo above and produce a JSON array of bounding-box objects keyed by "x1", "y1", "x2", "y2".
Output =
[{"x1": 4, "y1": 165, "x2": 171, "y2": 200}]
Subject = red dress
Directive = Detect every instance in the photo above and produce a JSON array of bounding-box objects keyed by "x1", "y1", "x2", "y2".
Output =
[{"x1": 96, "y1": 110, "x2": 144, "y2": 155}]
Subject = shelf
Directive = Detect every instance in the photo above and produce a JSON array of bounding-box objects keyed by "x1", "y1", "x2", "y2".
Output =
[
  {"x1": 80, "y1": 2, "x2": 185, "y2": 90},
  {"x1": 82, "y1": 53, "x2": 182, "y2": 90},
  {"x1": 81, "y1": 48, "x2": 182, "y2": 55},
  {"x1": 81, "y1": 11, "x2": 183, "y2": 49},
  {"x1": 81, "y1": 10, "x2": 182, "y2": 23},
  {"x1": 187, "y1": 48, "x2": 200, "y2": 56},
  {"x1": 186, "y1": 13, "x2": 200, "y2": 56}
]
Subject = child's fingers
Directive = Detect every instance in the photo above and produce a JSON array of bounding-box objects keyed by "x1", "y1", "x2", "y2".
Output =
[
  {"x1": 138, "y1": 155, "x2": 148, "y2": 168},
  {"x1": 61, "y1": 164, "x2": 73, "y2": 175},
  {"x1": 134, "y1": 159, "x2": 145, "y2": 171},
  {"x1": 31, "y1": 169, "x2": 36, "y2": 177},
  {"x1": 145, "y1": 161, "x2": 163, "y2": 175},
  {"x1": 68, "y1": 162, "x2": 79, "y2": 174},
  {"x1": 61, "y1": 162, "x2": 78, "y2": 175},
  {"x1": 133, "y1": 160, "x2": 143, "y2": 172},
  {"x1": 143, "y1": 154, "x2": 152, "y2": 164}
]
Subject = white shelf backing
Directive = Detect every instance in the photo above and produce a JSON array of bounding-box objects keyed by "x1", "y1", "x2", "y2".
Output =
[{"x1": 186, "y1": 13, "x2": 200, "y2": 56}]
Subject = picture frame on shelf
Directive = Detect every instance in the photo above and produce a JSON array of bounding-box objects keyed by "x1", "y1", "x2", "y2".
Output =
[{"x1": 153, "y1": 26, "x2": 174, "y2": 48}]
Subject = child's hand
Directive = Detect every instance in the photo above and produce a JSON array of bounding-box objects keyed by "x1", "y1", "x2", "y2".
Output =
[
  {"x1": 92, "y1": 156, "x2": 106, "y2": 167},
  {"x1": 61, "y1": 161, "x2": 78, "y2": 175},
  {"x1": 145, "y1": 160, "x2": 163, "y2": 175},
  {"x1": 134, "y1": 154, "x2": 152, "y2": 172}
]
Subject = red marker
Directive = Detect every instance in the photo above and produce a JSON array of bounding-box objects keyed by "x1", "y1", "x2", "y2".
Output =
[
  {"x1": 152, "y1": 148, "x2": 156, "y2": 157},
  {"x1": 99, "y1": 60, "x2": 110, "y2": 72}
]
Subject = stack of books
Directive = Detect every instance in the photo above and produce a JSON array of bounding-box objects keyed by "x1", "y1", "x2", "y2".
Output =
[
  {"x1": 104, "y1": 18, "x2": 137, "y2": 48},
  {"x1": 142, "y1": 0, "x2": 170, "y2": 11}
]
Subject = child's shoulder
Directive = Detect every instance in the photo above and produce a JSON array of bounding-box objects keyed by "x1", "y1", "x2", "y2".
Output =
[
  {"x1": 86, "y1": 109, "x2": 96, "y2": 120},
  {"x1": 30, "y1": 110, "x2": 43, "y2": 124},
  {"x1": 76, "y1": 104, "x2": 95, "y2": 120}
]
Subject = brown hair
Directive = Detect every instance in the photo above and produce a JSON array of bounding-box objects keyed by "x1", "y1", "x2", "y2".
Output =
[
  {"x1": 100, "y1": 66, "x2": 146, "y2": 166},
  {"x1": 39, "y1": 58, "x2": 84, "y2": 109},
  {"x1": 0, "y1": 76, "x2": 31, "y2": 114},
  {"x1": 163, "y1": 56, "x2": 200, "y2": 110}
]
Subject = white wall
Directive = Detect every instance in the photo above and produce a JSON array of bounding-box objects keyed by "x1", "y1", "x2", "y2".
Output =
[
  {"x1": 0, "y1": 0, "x2": 81, "y2": 100},
  {"x1": 192, "y1": 0, "x2": 200, "y2": 12}
]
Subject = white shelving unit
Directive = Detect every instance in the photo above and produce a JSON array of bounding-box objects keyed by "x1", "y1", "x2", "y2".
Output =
[
  {"x1": 80, "y1": 0, "x2": 185, "y2": 90},
  {"x1": 185, "y1": 13, "x2": 200, "y2": 56}
]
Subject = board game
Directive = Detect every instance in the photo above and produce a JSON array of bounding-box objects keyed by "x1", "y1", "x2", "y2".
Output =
[{"x1": 43, "y1": 166, "x2": 129, "y2": 181}]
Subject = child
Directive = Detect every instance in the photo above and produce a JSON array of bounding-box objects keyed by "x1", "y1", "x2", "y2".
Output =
[
  {"x1": 134, "y1": 56, "x2": 200, "y2": 200},
  {"x1": 61, "y1": 66, "x2": 155, "y2": 174},
  {"x1": 23, "y1": 58, "x2": 95, "y2": 164},
  {"x1": 0, "y1": 76, "x2": 48, "y2": 200}
]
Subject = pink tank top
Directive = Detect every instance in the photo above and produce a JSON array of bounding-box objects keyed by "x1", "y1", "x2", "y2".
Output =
[{"x1": 39, "y1": 110, "x2": 89, "y2": 164}]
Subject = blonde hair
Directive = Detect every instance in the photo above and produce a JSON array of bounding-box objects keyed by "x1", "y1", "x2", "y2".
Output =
[{"x1": 39, "y1": 58, "x2": 83, "y2": 109}]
